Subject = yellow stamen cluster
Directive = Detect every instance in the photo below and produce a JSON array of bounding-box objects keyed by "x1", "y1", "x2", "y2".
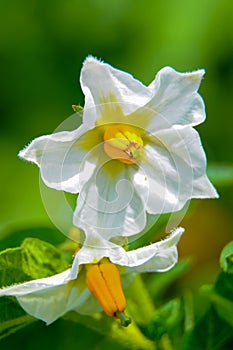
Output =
[
  {"x1": 104, "y1": 124, "x2": 143, "y2": 164},
  {"x1": 86, "y1": 259, "x2": 131, "y2": 326}
]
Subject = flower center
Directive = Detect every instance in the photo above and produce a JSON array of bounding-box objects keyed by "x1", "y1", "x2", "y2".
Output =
[
  {"x1": 85, "y1": 259, "x2": 131, "y2": 326},
  {"x1": 104, "y1": 124, "x2": 143, "y2": 164}
]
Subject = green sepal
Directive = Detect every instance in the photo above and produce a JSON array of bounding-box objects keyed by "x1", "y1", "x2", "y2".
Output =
[{"x1": 72, "y1": 104, "x2": 83, "y2": 113}]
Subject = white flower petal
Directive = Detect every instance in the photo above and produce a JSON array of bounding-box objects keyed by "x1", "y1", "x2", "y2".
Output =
[
  {"x1": 72, "y1": 292, "x2": 102, "y2": 316},
  {"x1": 17, "y1": 283, "x2": 73, "y2": 325},
  {"x1": 146, "y1": 66, "x2": 205, "y2": 131},
  {"x1": 70, "y1": 228, "x2": 184, "y2": 279},
  {"x1": 123, "y1": 227, "x2": 184, "y2": 272},
  {"x1": 0, "y1": 270, "x2": 71, "y2": 296},
  {"x1": 80, "y1": 56, "x2": 152, "y2": 123},
  {"x1": 70, "y1": 231, "x2": 128, "y2": 280},
  {"x1": 0, "y1": 270, "x2": 74, "y2": 324},
  {"x1": 19, "y1": 126, "x2": 86, "y2": 165},
  {"x1": 73, "y1": 158, "x2": 146, "y2": 238},
  {"x1": 127, "y1": 246, "x2": 178, "y2": 273},
  {"x1": 132, "y1": 144, "x2": 182, "y2": 214},
  {"x1": 0, "y1": 269, "x2": 97, "y2": 324},
  {"x1": 19, "y1": 125, "x2": 96, "y2": 193},
  {"x1": 153, "y1": 125, "x2": 219, "y2": 199},
  {"x1": 192, "y1": 173, "x2": 219, "y2": 198},
  {"x1": 17, "y1": 280, "x2": 92, "y2": 325},
  {"x1": 133, "y1": 125, "x2": 218, "y2": 215}
]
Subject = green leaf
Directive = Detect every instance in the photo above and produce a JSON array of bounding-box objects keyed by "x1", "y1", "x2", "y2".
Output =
[
  {"x1": 214, "y1": 241, "x2": 233, "y2": 303},
  {"x1": 214, "y1": 272, "x2": 233, "y2": 301},
  {"x1": 146, "y1": 259, "x2": 192, "y2": 301},
  {"x1": 0, "y1": 237, "x2": 69, "y2": 288},
  {"x1": 0, "y1": 237, "x2": 70, "y2": 339},
  {"x1": 21, "y1": 237, "x2": 69, "y2": 279},
  {"x1": 0, "y1": 247, "x2": 31, "y2": 287},
  {"x1": 219, "y1": 241, "x2": 233, "y2": 274},
  {"x1": 183, "y1": 290, "x2": 195, "y2": 333},
  {"x1": 125, "y1": 275, "x2": 155, "y2": 325},
  {"x1": 0, "y1": 297, "x2": 35, "y2": 340},
  {"x1": 142, "y1": 298, "x2": 183, "y2": 344},
  {"x1": 211, "y1": 293, "x2": 233, "y2": 328},
  {"x1": 183, "y1": 306, "x2": 233, "y2": 350}
]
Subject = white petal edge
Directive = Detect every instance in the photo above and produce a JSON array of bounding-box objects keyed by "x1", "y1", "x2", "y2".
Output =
[
  {"x1": 19, "y1": 125, "x2": 88, "y2": 166},
  {"x1": 0, "y1": 269, "x2": 71, "y2": 296},
  {"x1": 17, "y1": 279, "x2": 94, "y2": 325},
  {"x1": 123, "y1": 227, "x2": 184, "y2": 269},
  {"x1": 70, "y1": 228, "x2": 184, "y2": 279},
  {"x1": 0, "y1": 269, "x2": 100, "y2": 325},
  {"x1": 146, "y1": 66, "x2": 206, "y2": 130},
  {"x1": 132, "y1": 125, "x2": 218, "y2": 216},
  {"x1": 80, "y1": 56, "x2": 153, "y2": 122},
  {"x1": 17, "y1": 283, "x2": 73, "y2": 325},
  {"x1": 18, "y1": 124, "x2": 97, "y2": 193}
]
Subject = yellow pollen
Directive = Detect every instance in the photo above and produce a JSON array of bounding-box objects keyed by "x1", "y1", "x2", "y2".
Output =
[
  {"x1": 104, "y1": 124, "x2": 143, "y2": 164},
  {"x1": 86, "y1": 259, "x2": 130, "y2": 326}
]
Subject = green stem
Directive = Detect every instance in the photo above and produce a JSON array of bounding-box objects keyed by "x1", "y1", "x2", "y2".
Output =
[
  {"x1": 116, "y1": 312, "x2": 131, "y2": 327},
  {"x1": 0, "y1": 315, "x2": 36, "y2": 340},
  {"x1": 183, "y1": 290, "x2": 194, "y2": 332},
  {"x1": 64, "y1": 311, "x2": 156, "y2": 350},
  {"x1": 126, "y1": 274, "x2": 155, "y2": 325},
  {"x1": 159, "y1": 334, "x2": 174, "y2": 350}
]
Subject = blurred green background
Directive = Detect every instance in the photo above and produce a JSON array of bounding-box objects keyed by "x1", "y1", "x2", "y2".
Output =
[{"x1": 0, "y1": 0, "x2": 233, "y2": 348}]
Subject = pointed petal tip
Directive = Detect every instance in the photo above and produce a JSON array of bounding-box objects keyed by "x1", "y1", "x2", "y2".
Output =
[
  {"x1": 171, "y1": 226, "x2": 185, "y2": 239},
  {"x1": 172, "y1": 226, "x2": 185, "y2": 234},
  {"x1": 209, "y1": 186, "x2": 220, "y2": 199},
  {"x1": 191, "y1": 68, "x2": 205, "y2": 79},
  {"x1": 210, "y1": 182, "x2": 220, "y2": 199},
  {"x1": 17, "y1": 144, "x2": 39, "y2": 166},
  {"x1": 83, "y1": 55, "x2": 103, "y2": 67},
  {"x1": 159, "y1": 66, "x2": 205, "y2": 80},
  {"x1": 18, "y1": 148, "x2": 24, "y2": 159},
  {"x1": 18, "y1": 146, "x2": 30, "y2": 162},
  {"x1": 163, "y1": 226, "x2": 184, "y2": 246},
  {"x1": 158, "y1": 227, "x2": 184, "y2": 249},
  {"x1": 184, "y1": 68, "x2": 205, "y2": 81},
  {"x1": 197, "y1": 68, "x2": 205, "y2": 76}
]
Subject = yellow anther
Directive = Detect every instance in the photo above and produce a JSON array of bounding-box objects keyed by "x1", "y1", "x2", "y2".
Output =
[
  {"x1": 104, "y1": 124, "x2": 143, "y2": 164},
  {"x1": 86, "y1": 259, "x2": 130, "y2": 326}
]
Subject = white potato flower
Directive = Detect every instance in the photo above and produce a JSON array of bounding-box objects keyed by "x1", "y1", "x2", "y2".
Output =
[
  {"x1": 19, "y1": 57, "x2": 218, "y2": 238},
  {"x1": 0, "y1": 228, "x2": 183, "y2": 325}
]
